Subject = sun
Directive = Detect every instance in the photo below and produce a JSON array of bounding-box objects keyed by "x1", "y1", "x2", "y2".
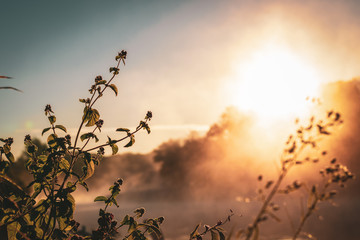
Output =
[{"x1": 231, "y1": 45, "x2": 321, "y2": 121}]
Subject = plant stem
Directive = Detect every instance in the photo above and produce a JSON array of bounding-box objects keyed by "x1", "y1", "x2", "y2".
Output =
[
  {"x1": 245, "y1": 169, "x2": 288, "y2": 240},
  {"x1": 245, "y1": 143, "x2": 305, "y2": 240},
  {"x1": 57, "y1": 58, "x2": 122, "y2": 196},
  {"x1": 79, "y1": 127, "x2": 98, "y2": 152},
  {"x1": 84, "y1": 122, "x2": 145, "y2": 152},
  {"x1": 292, "y1": 182, "x2": 330, "y2": 239},
  {"x1": 292, "y1": 196, "x2": 318, "y2": 240}
]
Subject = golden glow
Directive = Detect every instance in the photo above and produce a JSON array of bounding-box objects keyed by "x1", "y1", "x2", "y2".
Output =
[{"x1": 232, "y1": 44, "x2": 321, "y2": 120}]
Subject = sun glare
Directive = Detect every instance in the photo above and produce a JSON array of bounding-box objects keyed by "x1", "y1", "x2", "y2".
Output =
[{"x1": 232, "y1": 45, "x2": 321, "y2": 121}]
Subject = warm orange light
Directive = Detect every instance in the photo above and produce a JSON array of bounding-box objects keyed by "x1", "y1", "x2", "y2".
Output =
[{"x1": 231, "y1": 44, "x2": 321, "y2": 121}]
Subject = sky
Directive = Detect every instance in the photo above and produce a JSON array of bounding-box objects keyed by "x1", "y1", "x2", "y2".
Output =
[{"x1": 2, "y1": 0, "x2": 360, "y2": 156}]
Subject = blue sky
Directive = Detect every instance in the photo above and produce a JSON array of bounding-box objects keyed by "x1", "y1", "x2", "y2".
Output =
[{"x1": 2, "y1": 0, "x2": 360, "y2": 155}]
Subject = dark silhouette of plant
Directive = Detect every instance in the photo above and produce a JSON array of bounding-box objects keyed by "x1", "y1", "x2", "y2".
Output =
[
  {"x1": 0, "y1": 51, "x2": 163, "y2": 240},
  {"x1": 189, "y1": 210, "x2": 234, "y2": 240},
  {"x1": 292, "y1": 158, "x2": 354, "y2": 240},
  {"x1": 233, "y1": 110, "x2": 355, "y2": 240},
  {"x1": 183, "y1": 106, "x2": 354, "y2": 240}
]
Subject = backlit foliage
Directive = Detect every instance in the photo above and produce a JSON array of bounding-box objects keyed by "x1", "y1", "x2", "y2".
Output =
[{"x1": 0, "y1": 51, "x2": 163, "y2": 240}]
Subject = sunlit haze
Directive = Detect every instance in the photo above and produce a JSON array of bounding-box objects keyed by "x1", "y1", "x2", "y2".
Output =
[
  {"x1": 231, "y1": 43, "x2": 321, "y2": 121},
  {"x1": 1, "y1": 1, "x2": 360, "y2": 239},
  {"x1": 2, "y1": 0, "x2": 360, "y2": 156}
]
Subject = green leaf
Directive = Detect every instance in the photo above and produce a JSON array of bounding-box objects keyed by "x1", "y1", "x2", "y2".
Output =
[
  {"x1": 59, "y1": 158, "x2": 70, "y2": 171},
  {"x1": 3, "y1": 144, "x2": 10, "y2": 154},
  {"x1": 26, "y1": 144, "x2": 37, "y2": 154},
  {"x1": 83, "y1": 160, "x2": 95, "y2": 180},
  {"x1": 82, "y1": 106, "x2": 90, "y2": 121},
  {"x1": 7, "y1": 222, "x2": 20, "y2": 239},
  {"x1": 34, "y1": 225, "x2": 43, "y2": 238},
  {"x1": 110, "y1": 187, "x2": 120, "y2": 197},
  {"x1": 5, "y1": 152, "x2": 15, "y2": 163},
  {"x1": 47, "y1": 134, "x2": 58, "y2": 148},
  {"x1": 31, "y1": 183, "x2": 42, "y2": 199},
  {"x1": 94, "y1": 196, "x2": 107, "y2": 202},
  {"x1": 22, "y1": 214, "x2": 32, "y2": 226},
  {"x1": 66, "y1": 193, "x2": 75, "y2": 218},
  {"x1": 81, "y1": 133, "x2": 93, "y2": 142},
  {"x1": 138, "y1": 224, "x2": 162, "y2": 239},
  {"x1": 36, "y1": 199, "x2": 50, "y2": 214},
  {"x1": 86, "y1": 109, "x2": 100, "y2": 127},
  {"x1": 55, "y1": 125, "x2": 67, "y2": 133},
  {"x1": 33, "y1": 182, "x2": 42, "y2": 193},
  {"x1": 82, "y1": 106, "x2": 100, "y2": 127},
  {"x1": 96, "y1": 80, "x2": 107, "y2": 85},
  {"x1": 56, "y1": 217, "x2": 69, "y2": 232},
  {"x1": 48, "y1": 115, "x2": 56, "y2": 124},
  {"x1": 83, "y1": 152, "x2": 92, "y2": 163},
  {"x1": 143, "y1": 123, "x2": 151, "y2": 134},
  {"x1": 148, "y1": 225, "x2": 162, "y2": 239},
  {"x1": 42, "y1": 127, "x2": 51, "y2": 136},
  {"x1": 156, "y1": 216, "x2": 165, "y2": 224},
  {"x1": 128, "y1": 217, "x2": 137, "y2": 232},
  {"x1": 134, "y1": 208, "x2": 145, "y2": 218},
  {"x1": 80, "y1": 133, "x2": 98, "y2": 143},
  {"x1": 121, "y1": 215, "x2": 130, "y2": 225},
  {"x1": 66, "y1": 182, "x2": 74, "y2": 188},
  {"x1": 37, "y1": 154, "x2": 47, "y2": 162},
  {"x1": 124, "y1": 135, "x2": 135, "y2": 148},
  {"x1": 109, "y1": 84, "x2": 118, "y2": 96},
  {"x1": 111, "y1": 198, "x2": 119, "y2": 207},
  {"x1": 109, "y1": 67, "x2": 119, "y2": 75},
  {"x1": 79, "y1": 181, "x2": 89, "y2": 191},
  {"x1": 111, "y1": 144, "x2": 119, "y2": 155},
  {"x1": 116, "y1": 128, "x2": 130, "y2": 132},
  {"x1": 66, "y1": 182, "x2": 76, "y2": 193}
]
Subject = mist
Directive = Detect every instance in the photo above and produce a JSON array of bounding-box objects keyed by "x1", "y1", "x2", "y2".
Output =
[{"x1": 72, "y1": 80, "x2": 360, "y2": 239}]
